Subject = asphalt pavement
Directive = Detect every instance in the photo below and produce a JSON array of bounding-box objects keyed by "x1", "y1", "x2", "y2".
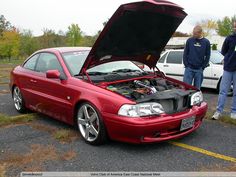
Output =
[{"x1": 0, "y1": 89, "x2": 235, "y2": 177}]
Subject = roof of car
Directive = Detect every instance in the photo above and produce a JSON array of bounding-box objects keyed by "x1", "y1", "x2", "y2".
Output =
[{"x1": 38, "y1": 47, "x2": 92, "y2": 53}]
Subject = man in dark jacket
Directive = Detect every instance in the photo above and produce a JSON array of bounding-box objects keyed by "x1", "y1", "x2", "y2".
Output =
[
  {"x1": 183, "y1": 25, "x2": 211, "y2": 89},
  {"x1": 212, "y1": 21, "x2": 236, "y2": 120}
]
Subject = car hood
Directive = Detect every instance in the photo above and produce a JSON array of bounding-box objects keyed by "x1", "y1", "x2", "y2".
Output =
[{"x1": 81, "y1": 0, "x2": 187, "y2": 72}]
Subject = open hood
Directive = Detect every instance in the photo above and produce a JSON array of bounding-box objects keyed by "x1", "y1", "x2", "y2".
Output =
[{"x1": 81, "y1": 0, "x2": 187, "y2": 72}]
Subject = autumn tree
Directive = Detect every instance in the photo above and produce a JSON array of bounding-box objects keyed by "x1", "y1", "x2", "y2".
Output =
[
  {"x1": 197, "y1": 19, "x2": 218, "y2": 36},
  {"x1": 67, "y1": 24, "x2": 82, "y2": 46},
  {"x1": 0, "y1": 29, "x2": 20, "y2": 60}
]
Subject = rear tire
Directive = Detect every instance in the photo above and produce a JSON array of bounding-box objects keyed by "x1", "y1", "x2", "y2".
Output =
[
  {"x1": 76, "y1": 102, "x2": 107, "y2": 145},
  {"x1": 13, "y1": 86, "x2": 26, "y2": 113}
]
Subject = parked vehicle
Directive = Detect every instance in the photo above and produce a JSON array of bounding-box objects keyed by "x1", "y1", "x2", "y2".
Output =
[
  {"x1": 143, "y1": 49, "x2": 232, "y2": 93},
  {"x1": 10, "y1": 0, "x2": 207, "y2": 145}
]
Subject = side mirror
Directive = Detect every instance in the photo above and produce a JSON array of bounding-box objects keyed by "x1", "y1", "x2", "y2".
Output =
[{"x1": 46, "y1": 70, "x2": 60, "y2": 79}]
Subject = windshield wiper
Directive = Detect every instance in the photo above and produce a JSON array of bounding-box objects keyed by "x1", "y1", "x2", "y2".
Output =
[
  {"x1": 112, "y1": 69, "x2": 141, "y2": 73},
  {"x1": 87, "y1": 71, "x2": 108, "y2": 75},
  {"x1": 74, "y1": 71, "x2": 108, "y2": 77}
]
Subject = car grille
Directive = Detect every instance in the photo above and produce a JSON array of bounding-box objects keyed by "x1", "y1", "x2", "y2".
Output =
[{"x1": 158, "y1": 95, "x2": 190, "y2": 114}]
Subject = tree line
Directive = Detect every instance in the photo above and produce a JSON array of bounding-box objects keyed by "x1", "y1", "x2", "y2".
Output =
[{"x1": 0, "y1": 14, "x2": 235, "y2": 60}]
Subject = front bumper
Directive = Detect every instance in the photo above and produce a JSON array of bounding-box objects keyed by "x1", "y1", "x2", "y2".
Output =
[{"x1": 102, "y1": 102, "x2": 207, "y2": 144}]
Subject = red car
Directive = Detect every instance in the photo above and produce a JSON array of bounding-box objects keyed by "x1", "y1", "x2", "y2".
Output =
[{"x1": 10, "y1": 0, "x2": 207, "y2": 145}]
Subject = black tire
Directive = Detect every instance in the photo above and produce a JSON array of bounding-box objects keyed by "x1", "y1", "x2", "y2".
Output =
[
  {"x1": 12, "y1": 86, "x2": 26, "y2": 113},
  {"x1": 76, "y1": 102, "x2": 107, "y2": 145}
]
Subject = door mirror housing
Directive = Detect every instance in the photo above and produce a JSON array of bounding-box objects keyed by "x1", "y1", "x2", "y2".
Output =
[{"x1": 46, "y1": 70, "x2": 60, "y2": 79}]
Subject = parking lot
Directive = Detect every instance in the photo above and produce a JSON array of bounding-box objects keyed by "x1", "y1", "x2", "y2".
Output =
[{"x1": 0, "y1": 65, "x2": 235, "y2": 177}]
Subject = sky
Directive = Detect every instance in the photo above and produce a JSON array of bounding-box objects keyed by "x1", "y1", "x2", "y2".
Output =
[{"x1": 1, "y1": 0, "x2": 235, "y2": 36}]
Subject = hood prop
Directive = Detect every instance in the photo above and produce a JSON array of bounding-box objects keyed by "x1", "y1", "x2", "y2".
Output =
[{"x1": 82, "y1": 68, "x2": 93, "y2": 84}]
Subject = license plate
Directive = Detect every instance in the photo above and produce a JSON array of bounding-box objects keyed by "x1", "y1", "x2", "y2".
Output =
[{"x1": 180, "y1": 116, "x2": 195, "y2": 131}]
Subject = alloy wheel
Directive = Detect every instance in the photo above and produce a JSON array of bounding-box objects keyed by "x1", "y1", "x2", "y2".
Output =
[{"x1": 77, "y1": 104, "x2": 100, "y2": 142}]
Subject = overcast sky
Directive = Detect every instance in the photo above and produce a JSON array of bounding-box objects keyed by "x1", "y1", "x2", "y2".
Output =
[{"x1": 1, "y1": 0, "x2": 235, "y2": 36}]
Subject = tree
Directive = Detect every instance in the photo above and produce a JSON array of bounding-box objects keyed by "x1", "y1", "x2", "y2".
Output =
[
  {"x1": 197, "y1": 19, "x2": 218, "y2": 36},
  {"x1": 0, "y1": 29, "x2": 20, "y2": 60},
  {"x1": 37, "y1": 28, "x2": 66, "y2": 49},
  {"x1": 172, "y1": 31, "x2": 190, "y2": 37},
  {"x1": 67, "y1": 24, "x2": 82, "y2": 46},
  {"x1": 217, "y1": 15, "x2": 236, "y2": 36},
  {"x1": 0, "y1": 15, "x2": 12, "y2": 36},
  {"x1": 19, "y1": 29, "x2": 39, "y2": 57}
]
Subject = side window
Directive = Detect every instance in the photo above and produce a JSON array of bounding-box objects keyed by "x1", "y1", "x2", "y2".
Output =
[
  {"x1": 159, "y1": 52, "x2": 167, "y2": 63},
  {"x1": 35, "y1": 53, "x2": 64, "y2": 74},
  {"x1": 166, "y1": 51, "x2": 183, "y2": 64},
  {"x1": 23, "y1": 54, "x2": 39, "y2": 70}
]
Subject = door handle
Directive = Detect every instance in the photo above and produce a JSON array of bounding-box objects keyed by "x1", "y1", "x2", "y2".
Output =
[
  {"x1": 30, "y1": 79, "x2": 37, "y2": 83},
  {"x1": 163, "y1": 65, "x2": 169, "y2": 67}
]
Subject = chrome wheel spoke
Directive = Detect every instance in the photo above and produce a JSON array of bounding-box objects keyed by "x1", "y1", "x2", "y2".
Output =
[
  {"x1": 83, "y1": 106, "x2": 89, "y2": 120},
  {"x1": 78, "y1": 118, "x2": 86, "y2": 125},
  {"x1": 89, "y1": 125, "x2": 98, "y2": 137},
  {"x1": 85, "y1": 127, "x2": 90, "y2": 140},
  {"x1": 89, "y1": 113, "x2": 97, "y2": 123}
]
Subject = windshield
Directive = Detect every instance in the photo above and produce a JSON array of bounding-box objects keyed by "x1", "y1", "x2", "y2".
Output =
[
  {"x1": 62, "y1": 51, "x2": 143, "y2": 76},
  {"x1": 62, "y1": 51, "x2": 89, "y2": 76},
  {"x1": 210, "y1": 51, "x2": 224, "y2": 64}
]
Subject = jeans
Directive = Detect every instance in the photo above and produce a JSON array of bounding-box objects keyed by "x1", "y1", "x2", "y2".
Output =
[
  {"x1": 183, "y1": 67, "x2": 203, "y2": 90},
  {"x1": 217, "y1": 70, "x2": 236, "y2": 113}
]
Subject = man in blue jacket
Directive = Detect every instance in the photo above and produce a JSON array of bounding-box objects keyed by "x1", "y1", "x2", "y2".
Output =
[
  {"x1": 212, "y1": 21, "x2": 236, "y2": 120},
  {"x1": 183, "y1": 25, "x2": 211, "y2": 89}
]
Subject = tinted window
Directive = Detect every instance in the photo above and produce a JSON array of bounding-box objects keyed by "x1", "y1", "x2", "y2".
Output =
[
  {"x1": 166, "y1": 51, "x2": 183, "y2": 64},
  {"x1": 35, "y1": 53, "x2": 64, "y2": 74},
  {"x1": 23, "y1": 54, "x2": 39, "y2": 70},
  {"x1": 159, "y1": 52, "x2": 167, "y2": 63}
]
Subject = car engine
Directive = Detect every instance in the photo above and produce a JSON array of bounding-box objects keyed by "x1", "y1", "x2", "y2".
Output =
[{"x1": 106, "y1": 78, "x2": 195, "y2": 113}]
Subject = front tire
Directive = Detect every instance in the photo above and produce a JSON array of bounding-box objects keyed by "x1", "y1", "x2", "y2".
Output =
[
  {"x1": 77, "y1": 103, "x2": 107, "y2": 145},
  {"x1": 13, "y1": 86, "x2": 26, "y2": 113}
]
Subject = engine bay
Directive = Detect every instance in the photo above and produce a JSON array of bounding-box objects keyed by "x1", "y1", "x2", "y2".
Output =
[{"x1": 105, "y1": 77, "x2": 196, "y2": 113}]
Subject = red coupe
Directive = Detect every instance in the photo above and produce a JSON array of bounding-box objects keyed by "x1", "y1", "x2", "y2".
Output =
[{"x1": 10, "y1": 0, "x2": 207, "y2": 145}]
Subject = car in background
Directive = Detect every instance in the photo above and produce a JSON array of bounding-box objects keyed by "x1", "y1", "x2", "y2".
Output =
[
  {"x1": 10, "y1": 0, "x2": 207, "y2": 145},
  {"x1": 144, "y1": 49, "x2": 231, "y2": 93}
]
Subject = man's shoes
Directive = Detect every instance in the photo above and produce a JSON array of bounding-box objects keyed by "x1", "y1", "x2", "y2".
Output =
[
  {"x1": 230, "y1": 113, "x2": 236, "y2": 119},
  {"x1": 212, "y1": 112, "x2": 221, "y2": 120}
]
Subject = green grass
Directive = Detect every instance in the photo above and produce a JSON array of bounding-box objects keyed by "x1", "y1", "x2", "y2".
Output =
[
  {"x1": 53, "y1": 128, "x2": 79, "y2": 143},
  {"x1": 0, "y1": 58, "x2": 24, "y2": 65},
  {"x1": 205, "y1": 111, "x2": 236, "y2": 126},
  {"x1": 0, "y1": 113, "x2": 37, "y2": 127}
]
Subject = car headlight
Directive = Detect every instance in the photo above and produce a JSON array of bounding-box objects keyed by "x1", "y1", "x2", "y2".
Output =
[
  {"x1": 191, "y1": 91, "x2": 203, "y2": 106},
  {"x1": 118, "y1": 102, "x2": 164, "y2": 117}
]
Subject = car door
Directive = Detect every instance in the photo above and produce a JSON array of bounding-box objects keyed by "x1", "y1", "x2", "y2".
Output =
[
  {"x1": 32, "y1": 52, "x2": 72, "y2": 122},
  {"x1": 161, "y1": 51, "x2": 184, "y2": 81},
  {"x1": 19, "y1": 53, "x2": 41, "y2": 108}
]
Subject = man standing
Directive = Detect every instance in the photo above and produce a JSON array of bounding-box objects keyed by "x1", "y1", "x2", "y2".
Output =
[
  {"x1": 183, "y1": 25, "x2": 211, "y2": 89},
  {"x1": 212, "y1": 21, "x2": 236, "y2": 120}
]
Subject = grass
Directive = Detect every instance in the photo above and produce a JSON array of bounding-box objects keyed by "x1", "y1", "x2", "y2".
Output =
[
  {"x1": 0, "y1": 164, "x2": 6, "y2": 177},
  {"x1": 0, "y1": 58, "x2": 24, "y2": 65},
  {"x1": 53, "y1": 128, "x2": 78, "y2": 143},
  {"x1": 205, "y1": 111, "x2": 236, "y2": 126},
  {"x1": 0, "y1": 113, "x2": 37, "y2": 127}
]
